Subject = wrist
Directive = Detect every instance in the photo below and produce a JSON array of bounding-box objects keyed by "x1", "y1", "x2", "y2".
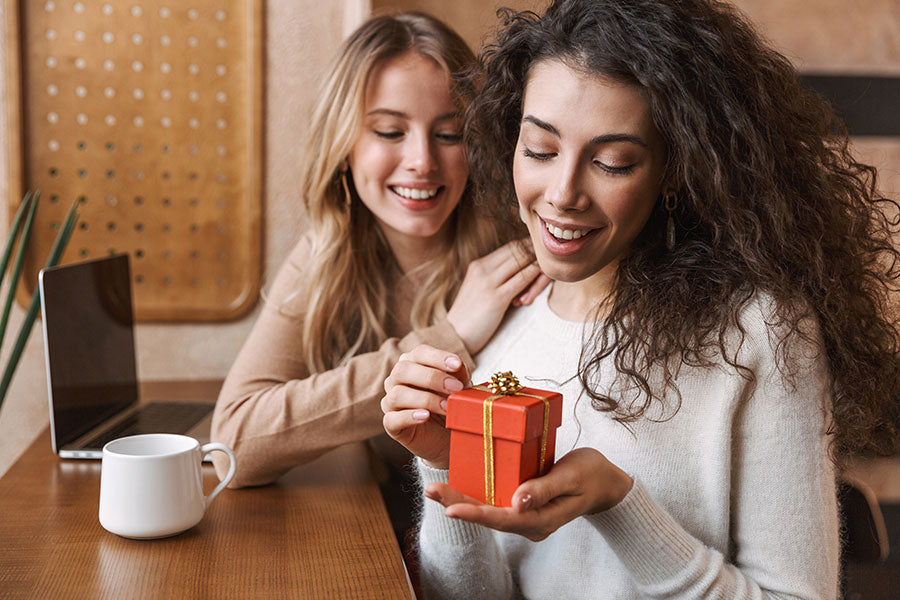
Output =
[
  {"x1": 445, "y1": 314, "x2": 477, "y2": 355},
  {"x1": 422, "y1": 458, "x2": 449, "y2": 470},
  {"x1": 591, "y1": 465, "x2": 633, "y2": 514}
]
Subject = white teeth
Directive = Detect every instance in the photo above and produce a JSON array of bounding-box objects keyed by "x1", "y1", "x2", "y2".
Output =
[
  {"x1": 392, "y1": 186, "x2": 439, "y2": 200},
  {"x1": 545, "y1": 220, "x2": 591, "y2": 241}
]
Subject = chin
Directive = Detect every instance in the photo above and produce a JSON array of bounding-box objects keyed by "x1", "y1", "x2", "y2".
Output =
[
  {"x1": 535, "y1": 262, "x2": 585, "y2": 283},
  {"x1": 397, "y1": 223, "x2": 446, "y2": 239},
  {"x1": 534, "y1": 244, "x2": 616, "y2": 285},
  {"x1": 413, "y1": 222, "x2": 447, "y2": 237}
]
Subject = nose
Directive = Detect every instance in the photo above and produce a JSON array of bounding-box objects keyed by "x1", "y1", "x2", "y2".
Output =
[
  {"x1": 403, "y1": 130, "x2": 438, "y2": 174},
  {"x1": 546, "y1": 158, "x2": 590, "y2": 213}
]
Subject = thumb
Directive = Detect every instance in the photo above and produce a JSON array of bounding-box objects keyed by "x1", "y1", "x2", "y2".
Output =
[
  {"x1": 511, "y1": 470, "x2": 565, "y2": 513},
  {"x1": 449, "y1": 362, "x2": 470, "y2": 387}
]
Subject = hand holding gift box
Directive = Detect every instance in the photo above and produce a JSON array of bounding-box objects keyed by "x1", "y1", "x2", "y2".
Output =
[
  {"x1": 446, "y1": 371, "x2": 562, "y2": 507},
  {"x1": 381, "y1": 345, "x2": 633, "y2": 540}
]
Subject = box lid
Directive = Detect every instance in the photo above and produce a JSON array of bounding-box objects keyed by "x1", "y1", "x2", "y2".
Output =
[{"x1": 446, "y1": 384, "x2": 563, "y2": 443}]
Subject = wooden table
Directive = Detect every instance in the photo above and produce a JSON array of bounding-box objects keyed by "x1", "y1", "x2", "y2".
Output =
[{"x1": 0, "y1": 382, "x2": 414, "y2": 599}]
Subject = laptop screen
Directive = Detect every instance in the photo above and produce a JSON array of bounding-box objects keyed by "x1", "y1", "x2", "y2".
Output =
[{"x1": 40, "y1": 254, "x2": 138, "y2": 449}]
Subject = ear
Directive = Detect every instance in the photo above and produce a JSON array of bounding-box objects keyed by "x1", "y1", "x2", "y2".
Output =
[
  {"x1": 660, "y1": 178, "x2": 677, "y2": 197},
  {"x1": 658, "y1": 164, "x2": 678, "y2": 196}
]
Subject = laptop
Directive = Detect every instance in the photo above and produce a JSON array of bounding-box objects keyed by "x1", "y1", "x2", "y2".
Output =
[{"x1": 39, "y1": 254, "x2": 214, "y2": 459}]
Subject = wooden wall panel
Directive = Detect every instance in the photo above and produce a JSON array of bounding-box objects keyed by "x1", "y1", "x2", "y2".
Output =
[{"x1": 5, "y1": 1, "x2": 263, "y2": 320}]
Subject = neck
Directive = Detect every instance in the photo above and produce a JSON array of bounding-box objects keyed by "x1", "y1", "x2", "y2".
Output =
[
  {"x1": 381, "y1": 227, "x2": 448, "y2": 277},
  {"x1": 547, "y1": 261, "x2": 618, "y2": 322}
]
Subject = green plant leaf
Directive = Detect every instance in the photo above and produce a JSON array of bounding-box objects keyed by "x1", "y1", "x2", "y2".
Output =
[
  {"x1": 0, "y1": 191, "x2": 33, "y2": 291},
  {"x1": 0, "y1": 198, "x2": 79, "y2": 411},
  {"x1": 0, "y1": 191, "x2": 40, "y2": 350}
]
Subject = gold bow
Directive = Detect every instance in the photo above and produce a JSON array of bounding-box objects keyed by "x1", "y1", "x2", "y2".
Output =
[
  {"x1": 475, "y1": 371, "x2": 551, "y2": 506},
  {"x1": 489, "y1": 371, "x2": 522, "y2": 395}
]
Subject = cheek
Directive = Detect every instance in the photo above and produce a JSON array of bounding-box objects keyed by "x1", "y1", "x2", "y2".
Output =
[
  {"x1": 512, "y1": 154, "x2": 537, "y2": 206},
  {"x1": 605, "y1": 186, "x2": 657, "y2": 231},
  {"x1": 349, "y1": 140, "x2": 394, "y2": 185},
  {"x1": 511, "y1": 161, "x2": 541, "y2": 235},
  {"x1": 513, "y1": 161, "x2": 544, "y2": 211}
]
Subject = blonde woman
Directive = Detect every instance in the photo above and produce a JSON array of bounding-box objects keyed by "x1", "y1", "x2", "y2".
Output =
[{"x1": 210, "y1": 12, "x2": 545, "y2": 493}]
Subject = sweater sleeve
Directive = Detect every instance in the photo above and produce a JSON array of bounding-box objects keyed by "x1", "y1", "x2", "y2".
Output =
[
  {"x1": 210, "y1": 237, "x2": 474, "y2": 487},
  {"x1": 417, "y1": 461, "x2": 517, "y2": 600},
  {"x1": 587, "y1": 307, "x2": 840, "y2": 599}
]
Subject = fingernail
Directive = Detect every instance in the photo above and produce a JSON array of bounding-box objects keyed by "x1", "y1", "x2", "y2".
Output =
[
  {"x1": 445, "y1": 355, "x2": 461, "y2": 370},
  {"x1": 519, "y1": 493, "x2": 532, "y2": 509},
  {"x1": 440, "y1": 400, "x2": 448, "y2": 412},
  {"x1": 519, "y1": 294, "x2": 529, "y2": 304},
  {"x1": 444, "y1": 377, "x2": 463, "y2": 393},
  {"x1": 413, "y1": 409, "x2": 430, "y2": 421}
]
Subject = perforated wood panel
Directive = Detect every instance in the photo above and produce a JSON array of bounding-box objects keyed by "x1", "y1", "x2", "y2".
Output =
[{"x1": 5, "y1": 1, "x2": 262, "y2": 321}]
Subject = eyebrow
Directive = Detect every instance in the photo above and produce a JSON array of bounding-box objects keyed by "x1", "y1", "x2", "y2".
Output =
[
  {"x1": 367, "y1": 108, "x2": 462, "y2": 121},
  {"x1": 521, "y1": 115, "x2": 648, "y2": 148}
]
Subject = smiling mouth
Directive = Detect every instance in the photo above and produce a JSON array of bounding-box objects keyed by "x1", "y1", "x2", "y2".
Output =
[
  {"x1": 389, "y1": 185, "x2": 442, "y2": 200},
  {"x1": 543, "y1": 219, "x2": 596, "y2": 241}
]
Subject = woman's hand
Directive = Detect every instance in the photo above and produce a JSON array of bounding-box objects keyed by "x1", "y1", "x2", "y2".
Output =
[
  {"x1": 423, "y1": 448, "x2": 633, "y2": 541},
  {"x1": 447, "y1": 239, "x2": 551, "y2": 354},
  {"x1": 382, "y1": 344, "x2": 467, "y2": 469}
]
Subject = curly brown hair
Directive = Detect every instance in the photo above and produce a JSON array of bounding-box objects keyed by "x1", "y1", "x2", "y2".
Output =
[{"x1": 466, "y1": 0, "x2": 900, "y2": 457}]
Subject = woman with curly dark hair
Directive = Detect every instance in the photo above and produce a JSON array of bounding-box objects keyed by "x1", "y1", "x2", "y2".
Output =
[{"x1": 381, "y1": 0, "x2": 900, "y2": 597}]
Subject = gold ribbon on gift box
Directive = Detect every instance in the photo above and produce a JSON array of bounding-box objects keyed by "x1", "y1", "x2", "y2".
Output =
[{"x1": 473, "y1": 371, "x2": 551, "y2": 506}]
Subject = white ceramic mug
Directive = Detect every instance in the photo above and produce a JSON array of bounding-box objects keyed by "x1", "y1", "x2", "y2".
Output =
[{"x1": 99, "y1": 433, "x2": 236, "y2": 539}]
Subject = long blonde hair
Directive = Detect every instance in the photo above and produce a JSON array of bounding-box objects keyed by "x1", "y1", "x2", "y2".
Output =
[{"x1": 297, "y1": 12, "x2": 502, "y2": 373}]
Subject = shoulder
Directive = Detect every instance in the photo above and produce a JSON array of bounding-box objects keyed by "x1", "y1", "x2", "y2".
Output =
[
  {"x1": 721, "y1": 294, "x2": 834, "y2": 474},
  {"x1": 731, "y1": 292, "x2": 824, "y2": 372},
  {"x1": 263, "y1": 231, "x2": 316, "y2": 315},
  {"x1": 283, "y1": 229, "x2": 316, "y2": 271},
  {"x1": 716, "y1": 292, "x2": 831, "y2": 417}
]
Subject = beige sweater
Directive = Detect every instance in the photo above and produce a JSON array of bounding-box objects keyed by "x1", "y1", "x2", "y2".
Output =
[{"x1": 211, "y1": 233, "x2": 473, "y2": 487}]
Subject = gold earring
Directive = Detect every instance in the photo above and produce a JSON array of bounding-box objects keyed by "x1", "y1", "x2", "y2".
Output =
[
  {"x1": 340, "y1": 164, "x2": 351, "y2": 207},
  {"x1": 664, "y1": 191, "x2": 678, "y2": 250}
]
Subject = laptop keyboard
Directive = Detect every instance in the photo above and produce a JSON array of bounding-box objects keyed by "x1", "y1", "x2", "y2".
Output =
[{"x1": 84, "y1": 402, "x2": 213, "y2": 449}]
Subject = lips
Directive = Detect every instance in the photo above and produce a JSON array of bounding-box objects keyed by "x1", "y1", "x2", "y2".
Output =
[
  {"x1": 543, "y1": 220, "x2": 594, "y2": 240},
  {"x1": 538, "y1": 217, "x2": 601, "y2": 256},
  {"x1": 389, "y1": 184, "x2": 444, "y2": 211},
  {"x1": 390, "y1": 185, "x2": 440, "y2": 200}
]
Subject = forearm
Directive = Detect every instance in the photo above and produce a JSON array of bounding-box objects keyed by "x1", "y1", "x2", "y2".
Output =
[
  {"x1": 211, "y1": 377, "x2": 386, "y2": 487},
  {"x1": 212, "y1": 318, "x2": 474, "y2": 488},
  {"x1": 587, "y1": 481, "x2": 820, "y2": 600},
  {"x1": 417, "y1": 461, "x2": 515, "y2": 600},
  {"x1": 587, "y1": 387, "x2": 838, "y2": 598}
]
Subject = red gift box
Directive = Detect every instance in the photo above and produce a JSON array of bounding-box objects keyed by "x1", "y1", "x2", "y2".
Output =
[{"x1": 446, "y1": 372, "x2": 563, "y2": 507}]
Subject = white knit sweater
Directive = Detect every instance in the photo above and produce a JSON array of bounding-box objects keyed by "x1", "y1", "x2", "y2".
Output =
[{"x1": 417, "y1": 286, "x2": 839, "y2": 599}]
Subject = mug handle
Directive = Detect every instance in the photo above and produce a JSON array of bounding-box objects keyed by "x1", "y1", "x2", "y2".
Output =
[{"x1": 201, "y1": 442, "x2": 236, "y2": 508}]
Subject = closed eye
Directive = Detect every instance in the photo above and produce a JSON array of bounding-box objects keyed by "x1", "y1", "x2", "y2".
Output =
[
  {"x1": 523, "y1": 147, "x2": 555, "y2": 161},
  {"x1": 595, "y1": 162, "x2": 635, "y2": 175},
  {"x1": 436, "y1": 132, "x2": 462, "y2": 144},
  {"x1": 374, "y1": 130, "x2": 403, "y2": 140}
]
